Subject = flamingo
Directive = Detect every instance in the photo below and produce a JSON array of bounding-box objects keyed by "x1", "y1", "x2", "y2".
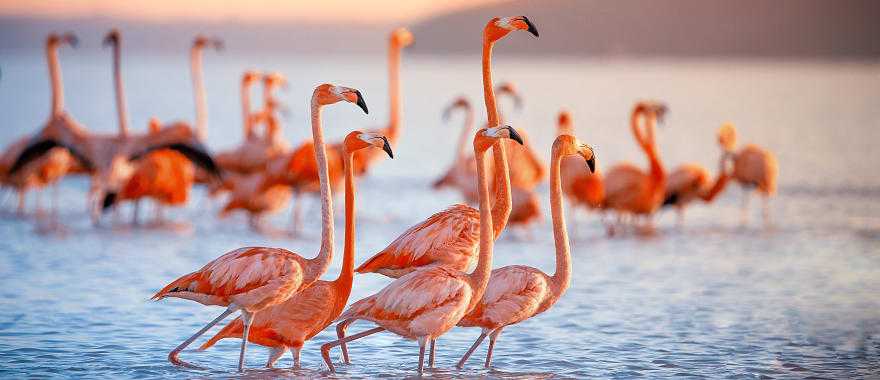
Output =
[
  {"x1": 151, "y1": 83, "x2": 368, "y2": 372},
  {"x1": 602, "y1": 101, "x2": 667, "y2": 234},
  {"x1": 0, "y1": 33, "x2": 77, "y2": 216},
  {"x1": 93, "y1": 29, "x2": 195, "y2": 225},
  {"x1": 198, "y1": 130, "x2": 392, "y2": 369},
  {"x1": 494, "y1": 82, "x2": 546, "y2": 192},
  {"x1": 457, "y1": 134, "x2": 595, "y2": 369},
  {"x1": 717, "y1": 123, "x2": 778, "y2": 225},
  {"x1": 431, "y1": 96, "x2": 480, "y2": 203},
  {"x1": 321, "y1": 125, "x2": 524, "y2": 374},
  {"x1": 281, "y1": 28, "x2": 412, "y2": 234},
  {"x1": 353, "y1": 16, "x2": 538, "y2": 279},
  {"x1": 214, "y1": 70, "x2": 265, "y2": 176},
  {"x1": 323, "y1": 17, "x2": 537, "y2": 374},
  {"x1": 189, "y1": 35, "x2": 222, "y2": 141},
  {"x1": 663, "y1": 125, "x2": 734, "y2": 226},
  {"x1": 557, "y1": 110, "x2": 605, "y2": 230}
]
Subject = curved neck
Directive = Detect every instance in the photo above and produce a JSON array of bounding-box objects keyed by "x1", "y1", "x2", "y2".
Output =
[
  {"x1": 190, "y1": 46, "x2": 207, "y2": 140},
  {"x1": 241, "y1": 82, "x2": 253, "y2": 140},
  {"x1": 387, "y1": 41, "x2": 402, "y2": 141},
  {"x1": 467, "y1": 143, "x2": 495, "y2": 312},
  {"x1": 632, "y1": 108, "x2": 664, "y2": 184},
  {"x1": 111, "y1": 41, "x2": 129, "y2": 137},
  {"x1": 46, "y1": 43, "x2": 64, "y2": 116},
  {"x1": 334, "y1": 150, "x2": 357, "y2": 294},
  {"x1": 305, "y1": 100, "x2": 334, "y2": 282},
  {"x1": 549, "y1": 146, "x2": 572, "y2": 291},
  {"x1": 454, "y1": 106, "x2": 474, "y2": 163},
  {"x1": 630, "y1": 107, "x2": 648, "y2": 152},
  {"x1": 701, "y1": 158, "x2": 731, "y2": 202}
]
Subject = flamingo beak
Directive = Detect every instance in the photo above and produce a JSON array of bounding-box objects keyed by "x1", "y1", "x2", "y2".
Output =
[
  {"x1": 504, "y1": 126, "x2": 524, "y2": 145},
  {"x1": 381, "y1": 137, "x2": 394, "y2": 159},
  {"x1": 586, "y1": 157, "x2": 596, "y2": 173},
  {"x1": 102, "y1": 192, "x2": 117, "y2": 212},
  {"x1": 354, "y1": 90, "x2": 368, "y2": 114},
  {"x1": 65, "y1": 33, "x2": 79, "y2": 48},
  {"x1": 521, "y1": 16, "x2": 539, "y2": 37}
]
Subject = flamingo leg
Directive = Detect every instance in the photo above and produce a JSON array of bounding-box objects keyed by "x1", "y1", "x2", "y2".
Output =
[
  {"x1": 484, "y1": 327, "x2": 503, "y2": 368},
  {"x1": 320, "y1": 326, "x2": 385, "y2": 373},
  {"x1": 290, "y1": 190, "x2": 302, "y2": 235},
  {"x1": 741, "y1": 187, "x2": 751, "y2": 225},
  {"x1": 676, "y1": 207, "x2": 684, "y2": 228},
  {"x1": 456, "y1": 331, "x2": 488, "y2": 368},
  {"x1": 237, "y1": 310, "x2": 255, "y2": 372},
  {"x1": 336, "y1": 318, "x2": 354, "y2": 364},
  {"x1": 417, "y1": 336, "x2": 427, "y2": 374},
  {"x1": 168, "y1": 305, "x2": 238, "y2": 369},
  {"x1": 292, "y1": 347, "x2": 301, "y2": 369},
  {"x1": 429, "y1": 338, "x2": 436, "y2": 368},
  {"x1": 265, "y1": 346, "x2": 286, "y2": 368},
  {"x1": 762, "y1": 193, "x2": 771, "y2": 227},
  {"x1": 132, "y1": 200, "x2": 140, "y2": 225}
]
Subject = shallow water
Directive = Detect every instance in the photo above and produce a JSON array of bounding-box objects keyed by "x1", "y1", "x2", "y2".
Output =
[{"x1": 0, "y1": 53, "x2": 879, "y2": 379}]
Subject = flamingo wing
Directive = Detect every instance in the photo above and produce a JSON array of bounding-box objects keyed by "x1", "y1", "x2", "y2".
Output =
[
  {"x1": 9, "y1": 138, "x2": 92, "y2": 176},
  {"x1": 355, "y1": 204, "x2": 480, "y2": 276},
  {"x1": 460, "y1": 265, "x2": 548, "y2": 328},
  {"x1": 152, "y1": 247, "x2": 304, "y2": 309}
]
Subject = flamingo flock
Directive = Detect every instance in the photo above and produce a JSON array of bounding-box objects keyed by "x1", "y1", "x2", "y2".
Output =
[{"x1": 0, "y1": 12, "x2": 781, "y2": 376}]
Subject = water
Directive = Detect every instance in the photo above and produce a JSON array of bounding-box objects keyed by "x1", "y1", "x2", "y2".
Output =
[{"x1": 1, "y1": 52, "x2": 879, "y2": 378}]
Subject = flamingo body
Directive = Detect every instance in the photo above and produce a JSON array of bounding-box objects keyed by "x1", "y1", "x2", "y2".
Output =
[{"x1": 732, "y1": 144, "x2": 777, "y2": 195}]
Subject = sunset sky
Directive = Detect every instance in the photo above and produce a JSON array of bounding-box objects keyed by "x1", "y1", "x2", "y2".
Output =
[{"x1": 0, "y1": 0, "x2": 504, "y2": 24}]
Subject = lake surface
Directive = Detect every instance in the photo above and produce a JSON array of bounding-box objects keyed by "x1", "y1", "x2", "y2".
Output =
[{"x1": 0, "y1": 52, "x2": 879, "y2": 379}]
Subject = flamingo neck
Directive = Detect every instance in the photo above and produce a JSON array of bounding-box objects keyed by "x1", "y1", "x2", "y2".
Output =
[
  {"x1": 387, "y1": 41, "x2": 402, "y2": 141},
  {"x1": 305, "y1": 101, "x2": 335, "y2": 283},
  {"x1": 549, "y1": 145, "x2": 572, "y2": 291},
  {"x1": 467, "y1": 143, "x2": 495, "y2": 312},
  {"x1": 490, "y1": 138, "x2": 512, "y2": 239},
  {"x1": 644, "y1": 116, "x2": 665, "y2": 187},
  {"x1": 241, "y1": 82, "x2": 253, "y2": 140},
  {"x1": 454, "y1": 105, "x2": 475, "y2": 163},
  {"x1": 190, "y1": 46, "x2": 207, "y2": 140},
  {"x1": 46, "y1": 43, "x2": 64, "y2": 116},
  {"x1": 482, "y1": 39, "x2": 500, "y2": 128},
  {"x1": 333, "y1": 149, "x2": 356, "y2": 300},
  {"x1": 701, "y1": 157, "x2": 731, "y2": 202},
  {"x1": 111, "y1": 41, "x2": 129, "y2": 138}
]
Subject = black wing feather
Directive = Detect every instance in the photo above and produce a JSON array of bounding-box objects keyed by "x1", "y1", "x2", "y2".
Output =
[
  {"x1": 131, "y1": 143, "x2": 222, "y2": 180},
  {"x1": 8, "y1": 139, "x2": 93, "y2": 176}
]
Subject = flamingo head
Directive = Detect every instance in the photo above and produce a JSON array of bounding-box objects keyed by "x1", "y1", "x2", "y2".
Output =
[
  {"x1": 485, "y1": 16, "x2": 539, "y2": 42},
  {"x1": 102, "y1": 29, "x2": 120, "y2": 48},
  {"x1": 193, "y1": 35, "x2": 224, "y2": 51},
  {"x1": 717, "y1": 122, "x2": 738, "y2": 152},
  {"x1": 475, "y1": 125, "x2": 524, "y2": 151},
  {"x1": 48, "y1": 32, "x2": 78, "y2": 49},
  {"x1": 148, "y1": 117, "x2": 162, "y2": 135},
  {"x1": 442, "y1": 96, "x2": 471, "y2": 122},
  {"x1": 555, "y1": 134, "x2": 597, "y2": 173},
  {"x1": 643, "y1": 101, "x2": 668, "y2": 125},
  {"x1": 264, "y1": 72, "x2": 288, "y2": 91},
  {"x1": 345, "y1": 131, "x2": 393, "y2": 158},
  {"x1": 313, "y1": 84, "x2": 368, "y2": 114},
  {"x1": 557, "y1": 109, "x2": 574, "y2": 135},
  {"x1": 391, "y1": 27, "x2": 414, "y2": 48},
  {"x1": 495, "y1": 81, "x2": 523, "y2": 111},
  {"x1": 242, "y1": 70, "x2": 262, "y2": 86}
]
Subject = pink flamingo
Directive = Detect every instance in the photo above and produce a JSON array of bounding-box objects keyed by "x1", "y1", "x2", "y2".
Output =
[
  {"x1": 718, "y1": 123, "x2": 779, "y2": 225},
  {"x1": 151, "y1": 84, "x2": 368, "y2": 372},
  {"x1": 457, "y1": 134, "x2": 595, "y2": 368},
  {"x1": 198, "y1": 130, "x2": 392, "y2": 368},
  {"x1": 321, "y1": 17, "x2": 538, "y2": 375}
]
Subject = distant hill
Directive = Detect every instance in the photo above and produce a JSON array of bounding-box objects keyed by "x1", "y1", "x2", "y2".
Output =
[{"x1": 410, "y1": 0, "x2": 880, "y2": 58}]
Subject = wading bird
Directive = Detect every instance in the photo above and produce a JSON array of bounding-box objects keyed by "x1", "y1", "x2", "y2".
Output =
[
  {"x1": 0, "y1": 33, "x2": 77, "y2": 216},
  {"x1": 199, "y1": 131, "x2": 392, "y2": 369},
  {"x1": 457, "y1": 134, "x2": 595, "y2": 369},
  {"x1": 322, "y1": 17, "x2": 538, "y2": 374},
  {"x1": 663, "y1": 125, "x2": 734, "y2": 226},
  {"x1": 151, "y1": 84, "x2": 368, "y2": 372},
  {"x1": 717, "y1": 123, "x2": 778, "y2": 226},
  {"x1": 557, "y1": 111, "x2": 605, "y2": 228},
  {"x1": 602, "y1": 101, "x2": 667, "y2": 235}
]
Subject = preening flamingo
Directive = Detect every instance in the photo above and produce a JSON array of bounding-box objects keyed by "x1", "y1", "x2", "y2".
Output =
[
  {"x1": 602, "y1": 101, "x2": 668, "y2": 234},
  {"x1": 663, "y1": 125, "x2": 734, "y2": 226},
  {"x1": 96, "y1": 30, "x2": 196, "y2": 224},
  {"x1": 457, "y1": 134, "x2": 595, "y2": 368},
  {"x1": 199, "y1": 131, "x2": 392, "y2": 369},
  {"x1": 353, "y1": 16, "x2": 537, "y2": 279},
  {"x1": 718, "y1": 123, "x2": 779, "y2": 225},
  {"x1": 151, "y1": 84, "x2": 368, "y2": 372},
  {"x1": 321, "y1": 125, "x2": 525, "y2": 374},
  {"x1": 0, "y1": 33, "x2": 76, "y2": 216}
]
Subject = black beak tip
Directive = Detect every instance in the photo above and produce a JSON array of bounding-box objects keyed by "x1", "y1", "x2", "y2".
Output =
[
  {"x1": 587, "y1": 157, "x2": 596, "y2": 173},
  {"x1": 354, "y1": 90, "x2": 368, "y2": 114},
  {"x1": 382, "y1": 141, "x2": 394, "y2": 159},
  {"x1": 522, "y1": 16, "x2": 539, "y2": 37},
  {"x1": 506, "y1": 127, "x2": 525, "y2": 145},
  {"x1": 102, "y1": 192, "x2": 117, "y2": 211}
]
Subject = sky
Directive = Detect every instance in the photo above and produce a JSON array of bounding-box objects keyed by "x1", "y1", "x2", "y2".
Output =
[{"x1": 0, "y1": 0, "x2": 505, "y2": 24}]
